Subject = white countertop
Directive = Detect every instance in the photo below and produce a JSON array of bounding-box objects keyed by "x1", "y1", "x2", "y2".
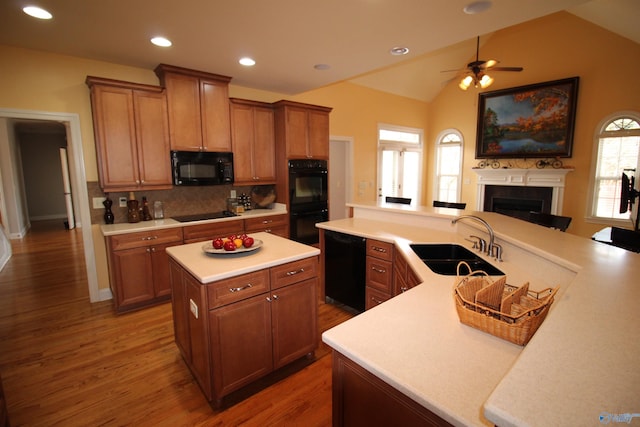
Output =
[
  {"x1": 165, "y1": 231, "x2": 319, "y2": 284},
  {"x1": 100, "y1": 204, "x2": 287, "y2": 236},
  {"x1": 320, "y1": 202, "x2": 640, "y2": 427}
]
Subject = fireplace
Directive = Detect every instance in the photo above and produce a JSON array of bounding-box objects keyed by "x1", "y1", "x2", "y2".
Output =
[
  {"x1": 473, "y1": 168, "x2": 574, "y2": 215},
  {"x1": 483, "y1": 185, "x2": 553, "y2": 219}
]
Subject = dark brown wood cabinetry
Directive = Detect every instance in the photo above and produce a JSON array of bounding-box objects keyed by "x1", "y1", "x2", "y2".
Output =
[
  {"x1": 86, "y1": 77, "x2": 172, "y2": 192},
  {"x1": 394, "y1": 249, "x2": 421, "y2": 295},
  {"x1": 155, "y1": 64, "x2": 232, "y2": 152},
  {"x1": 365, "y1": 239, "x2": 394, "y2": 310},
  {"x1": 106, "y1": 227, "x2": 183, "y2": 312},
  {"x1": 182, "y1": 219, "x2": 245, "y2": 244},
  {"x1": 169, "y1": 256, "x2": 318, "y2": 406},
  {"x1": 274, "y1": 100, "x2": 331, "y2": 159},
  {"x1": 230, "y1": 98, "x2": 276, "y2": 185},
  {"x1": 244, "y1": 214, "x2": 288, "y2": 238}
]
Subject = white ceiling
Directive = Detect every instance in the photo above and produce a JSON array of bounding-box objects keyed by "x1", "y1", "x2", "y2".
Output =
[{"x1": 0, "y1": 0, "x2": 638, "y2": 103}]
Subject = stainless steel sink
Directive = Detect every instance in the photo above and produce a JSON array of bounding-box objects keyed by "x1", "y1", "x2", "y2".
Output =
[{"x1": 410, "y1": 243, "x2": 504, "y2": 276}]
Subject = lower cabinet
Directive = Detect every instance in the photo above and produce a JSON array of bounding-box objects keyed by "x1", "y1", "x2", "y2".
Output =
[
  {"x1": 106, "y1": 227, "x2": 183, "y2": 312},
  {"x1": 332, "y1": 351, "x2": 453, "y2": 427},
  {"x1": 365, "y1": 239, "x2": 394, "y2": 310},
  {"x1": 169, "y1": 256, "x2": 318, "y2": 406},
  {"x1": 182, "y1": 219, "x2": 244, "y2": 244},
  {"x1": 244, "y1": 213, "x2": 288, "y2": 238}
]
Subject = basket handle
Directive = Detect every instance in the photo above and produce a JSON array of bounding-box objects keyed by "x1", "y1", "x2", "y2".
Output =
[{"x1": 456, "y1": 261, "x2": 490, "y2": 278}]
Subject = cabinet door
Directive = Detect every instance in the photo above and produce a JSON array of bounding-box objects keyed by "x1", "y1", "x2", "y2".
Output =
[
  {"x1": 230, "y1": 102, "x2": 255, "y2": 183},
  {"x1": 200, "y1": 79, "x2": 231, "y2": 152},
  {"x1": 271, "y1": 278, "x2": 317, "y2": 369},
  {"x1": 151, "y1": 242, "x2": 179, "y2": 298},
  {"x1": 110, "y1": 246, "x2": 154, "y2": 309},
  {"x1": 284, "y1": 106, "x2": 309, "y2": 158},
  {"x1": 133, "y1": 89, "x2": 172, "y2": 188},
  {"x1": 185, "y1": 273, "x2": 212, "y2": 400},
  {"x1": 163, "y1": 72, "x2": 203, "y2": 151},
  {"x1": 252, "y1": 106, "x2": 276, "y2": 181},
  {"x1": 209, "y1": 294, "x2": 273, "y2": 397},
  {"x1": 307, "y1": 109, "x2": 330, "y2": 159},
  {"x1": 91, "y1": 85, "x2": 140, "y2": 189}
]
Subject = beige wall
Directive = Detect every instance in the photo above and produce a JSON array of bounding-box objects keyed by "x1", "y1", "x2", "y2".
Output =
[
  {"x1": 427, "y1": 12, "x2": 640, "y2": 238},
  {"x1": 0, "y1": 11, "x2": 639, "y2": 293}
]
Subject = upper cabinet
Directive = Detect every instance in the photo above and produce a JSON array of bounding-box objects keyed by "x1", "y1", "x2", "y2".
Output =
[
  {"x1": 230, "y1": 98, "x2": 276, "y2": 185},
  {"x1": 86, "y1": 76, "x2": 172, "y2": 192},
  {"x1": 273, "y1": 100, "x2": 332, "y2": 160},
  {"x1": 155, "y1": 64, "x2": 232, "y2": 152}
]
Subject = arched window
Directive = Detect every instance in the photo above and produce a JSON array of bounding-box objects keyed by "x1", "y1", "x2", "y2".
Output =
[
  {"x1": 434, "y1": 129, "x2": 463, "y2": 203},
  {"x1": 589, "y1": 113, "x2": 640, "y2": 223}
]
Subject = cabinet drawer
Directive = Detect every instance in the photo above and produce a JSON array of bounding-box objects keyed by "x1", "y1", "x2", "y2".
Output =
[
  {"x1": 366, "y1": 257, "x2": 392, "y2": 293},
  {"x1": 183, "y1": 220, "x2": 244, "y2": 244},
  {"x1": 108, "y1": 227, "x2": 183, "y2": 251},
  {"x1": 270, "y1": 257, "x2": 318, "y2": 290},
  {"x1": 207, "y1": 269, "x2": 270, "y2": 309},
  {"x1": 244, "y1": 214, "x2": 288, "y2": 233},
  {"x1": 366, "y1": 286, "x2": 391, "y2": 310},
  {"x1": 366, "y1": 239, "x2": 393, "y2": 261}
]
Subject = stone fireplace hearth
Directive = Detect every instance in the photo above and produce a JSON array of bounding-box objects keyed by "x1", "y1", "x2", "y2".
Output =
[{"x1": 473, "y1": 168, "x2": 574, "y2": 216}]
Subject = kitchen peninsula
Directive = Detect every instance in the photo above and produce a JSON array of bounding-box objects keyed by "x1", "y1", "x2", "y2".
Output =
[
  {"x1": 165, "y1": 231, "x2": 319, "y2": 407},
  {"x1": 319, "y1": 202, "x2": 640, "y2": 426}
]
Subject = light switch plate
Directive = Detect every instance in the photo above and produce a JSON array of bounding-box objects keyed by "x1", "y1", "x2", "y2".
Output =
[
  {"x1": 189, "y1": 299, "x2": 198, "y2": 319},
  {"x1": 119, "y1": 197, "x2": 127, "y2": 208},
  {"x1": 92, "y1": 197, "x2": 106, "y2": 209}
]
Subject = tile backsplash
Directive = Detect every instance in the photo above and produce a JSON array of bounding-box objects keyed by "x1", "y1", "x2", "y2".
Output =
[{"x1": 87, "y1": 182, "x2": 273, "y2": 225}]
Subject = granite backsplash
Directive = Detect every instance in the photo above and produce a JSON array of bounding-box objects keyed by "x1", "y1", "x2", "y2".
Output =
[{"x1": 87, "y1": 182, "x2": 274, "y2": 225}]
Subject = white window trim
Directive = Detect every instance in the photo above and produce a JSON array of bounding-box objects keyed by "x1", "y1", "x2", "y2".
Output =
[
  {"x1": 433, "y1": 128, "x2": 463, "y2": 203},
  {"x1": 585, "y1": 110, "x2": 640, "y2": 226},
  {"x1": 377, "y1": 123, "x2": 423, "y2": 203}
]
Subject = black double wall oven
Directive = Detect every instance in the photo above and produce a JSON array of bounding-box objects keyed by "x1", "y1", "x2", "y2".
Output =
[{"x1": 288, "y1": 159, "x2": 328, "y2": 245}]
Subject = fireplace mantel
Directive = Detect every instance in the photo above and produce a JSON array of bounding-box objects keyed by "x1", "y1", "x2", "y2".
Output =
[{"x1": 472, "y1": 168, "x2": 574, "y2": 215}]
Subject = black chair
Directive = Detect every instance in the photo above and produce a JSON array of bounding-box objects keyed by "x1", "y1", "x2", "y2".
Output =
[
  {"x1": 527, "y1": 211, "x2": 572, "y2": 232},
  {"x1": 385, "y1": 196, "x2": 412, "y2": 205},
  {"x1": 433, "y1": 200, "x2": 466, "y2": 209}
]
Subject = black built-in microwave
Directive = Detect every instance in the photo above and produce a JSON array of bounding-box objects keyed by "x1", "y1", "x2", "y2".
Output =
[{"x1": 171, "y1": 151, "x2": 234, "y2": 186}]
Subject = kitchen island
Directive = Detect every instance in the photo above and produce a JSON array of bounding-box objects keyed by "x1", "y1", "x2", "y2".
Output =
[
  {"x1": 165, "y1": 232, "x2": 320, "y2": 406},
  {"x1": 319, "y1": 202, "x2": 640, "y2": 426}
]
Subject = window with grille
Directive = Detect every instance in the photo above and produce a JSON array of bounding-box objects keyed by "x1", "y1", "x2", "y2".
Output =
[
  {"x1": 434, "y1": 130, "x2": 463, "y2": 203},
  {"x1": 377, "y1": 124, "x2": 423, "y2": 204}
]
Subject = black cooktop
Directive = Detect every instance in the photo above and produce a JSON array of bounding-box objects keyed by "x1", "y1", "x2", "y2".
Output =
[{"x1": 171, "y1": 211, "x2": 237, "y2": 223}]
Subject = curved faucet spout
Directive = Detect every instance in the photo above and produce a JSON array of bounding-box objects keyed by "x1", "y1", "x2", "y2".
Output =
[{"x1": 451, "y1": 215, "x2": 500, "y2": 260}]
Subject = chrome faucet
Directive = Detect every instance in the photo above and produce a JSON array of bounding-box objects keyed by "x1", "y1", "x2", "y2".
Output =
[{"x1": 451, "y1": 215, "x2": 503, "y2": 261}]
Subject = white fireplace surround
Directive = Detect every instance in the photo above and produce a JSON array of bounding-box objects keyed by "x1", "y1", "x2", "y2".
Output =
[{"x1": 473, "y1": 168, "x2": 574, "y2": 215}]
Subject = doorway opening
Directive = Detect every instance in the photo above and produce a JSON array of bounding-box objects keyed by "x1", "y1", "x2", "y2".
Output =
[
  {"x1": 0, "y1": 108, "x2": 100, "y2": 302},
  {"x1": 329, "y1": 136, "x2": 353, "y2": 220}
]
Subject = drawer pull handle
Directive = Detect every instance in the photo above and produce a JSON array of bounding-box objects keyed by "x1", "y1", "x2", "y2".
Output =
[
  {"x1": 262, "y1": 220, "x2": 273, "y2": 224},
  {"x1": 266, "y1": 294, "x2": 279, "y2": 302},
  {"x1": 286, "y1": 268, "x2": 305, "y2": 276},
  {"x1": 371, "y1": 267, "x2": 386, "y2": 274},
  {"x1": 229, "y1": 283, "x2": 252, "y2": 293},
  {"x1": 372, "y1": 246, "x2": 387, "y2": 253},
  {"x1": 142, "y1": 236, "x2": 158, "y2": 241},
  {"x1": 371, "y1": 297, "x2": 383, "y2": 305},
  {"x1": 264, "y1": 229, "x2": 272, "y2": 233}
]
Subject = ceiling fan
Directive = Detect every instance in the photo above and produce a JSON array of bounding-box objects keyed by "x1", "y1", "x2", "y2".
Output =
[{"x1": 444, "y1": 36, "x2": 523, "y2": 90}]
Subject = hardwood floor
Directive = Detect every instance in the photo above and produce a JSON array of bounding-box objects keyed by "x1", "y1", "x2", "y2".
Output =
[{"x1": 0, "y1": 221, "x2": 354, "y2": 426}]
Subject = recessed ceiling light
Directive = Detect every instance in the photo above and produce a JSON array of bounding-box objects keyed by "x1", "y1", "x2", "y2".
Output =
[
  {"x1": 314, "y1": 64, "x2": 331, "y2": 70},
  {"x1": 463, "y1": 1, "x2": 493, "y2": 15},
  {"x1": 23, "y1": 6, "x2": 53, "y2": 20},
  {"x1": 239, "y1": 57, "x2": 256, "y2": 66},
  {"x1": 150, "y1": 37, "x2": 172, "y2": 47},
  {"x1": 390, "y1": 46, "x2": 409, "y2": 56}
]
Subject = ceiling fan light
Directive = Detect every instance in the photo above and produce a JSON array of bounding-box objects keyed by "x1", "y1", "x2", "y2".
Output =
[
  {"x1": 485, "y1": 59, "x2": 497, "y2": 68},
  {"x1": 459, "y1": 75, "x2": 473, "y2": 90},
  {"x1": 479, "y1": 74, "x2": 494, "y2": 88}
]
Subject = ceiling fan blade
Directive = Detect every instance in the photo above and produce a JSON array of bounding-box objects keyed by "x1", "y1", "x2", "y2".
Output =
[
  {"x1": 490, "y1": 66, "x2": 524, "y2": 72},
  {"x1": 440, "y1": 68, "x2": 464, "y2": 73}
]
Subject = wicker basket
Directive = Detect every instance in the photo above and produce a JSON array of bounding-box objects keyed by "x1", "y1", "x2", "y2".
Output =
[{"x1": 454, "y1": 262, "x2": 559, "y2": 345}]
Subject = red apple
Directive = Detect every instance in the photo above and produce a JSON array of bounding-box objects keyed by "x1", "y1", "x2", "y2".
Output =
[
  {"x1": 212, "y1": 238, "x2": 224, "y2": 249},
  {"x1": 223, "y1": 240, "x2": 237, "y2": 251},
  {"x1": 243, "y1": 236, "x2": 255, "y2": 248}
]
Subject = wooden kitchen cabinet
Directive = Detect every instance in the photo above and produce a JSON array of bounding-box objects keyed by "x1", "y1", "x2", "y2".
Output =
[
  {"x1": 182, "y1": 219, "x2": 244, "y2": 244},
  {"x1": 393, "y1": 250, "x2": 421, "y2": 295},
  {"x1": 169, "y1": 256, "x2": 318, "y2": 406},
  {"x1": 230, "y1": 98, "x2": 276, "y2": 185},
  {"x1": 244, "y1": 213, "x2": 288, "y2": 238},
  {"x1": 365, "y1": 239, "x2": 394, "y2": 310},
  {"x1": 106, "y1": 227, "x2": 183, "y2": 312},
  {"x1": 273, "y1": 100, "x2": 332, "y2": 159},
  {"x1": 86, "y1": 76, "x2": 172, "y2": 192},
  {"x1": 155, "y1": 64, "x2": 232, "y2": 152}
]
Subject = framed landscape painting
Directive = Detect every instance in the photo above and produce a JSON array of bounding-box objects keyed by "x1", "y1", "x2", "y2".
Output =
[{"x1": 475, "y1": 77, "x2": 579, "y2": 159}]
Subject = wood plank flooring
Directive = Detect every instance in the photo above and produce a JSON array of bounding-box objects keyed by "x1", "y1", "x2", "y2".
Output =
[{"x1": 0, "y1": 221, "x2": 354, "y2": 426}]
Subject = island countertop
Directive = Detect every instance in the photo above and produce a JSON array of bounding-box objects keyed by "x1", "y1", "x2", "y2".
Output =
[
  {"x1": 165, "y1": 231, "x2": 319, "y2": 284},
  {"x1": 319, "y1": 202, "x2": 640, "y2": 427}
]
